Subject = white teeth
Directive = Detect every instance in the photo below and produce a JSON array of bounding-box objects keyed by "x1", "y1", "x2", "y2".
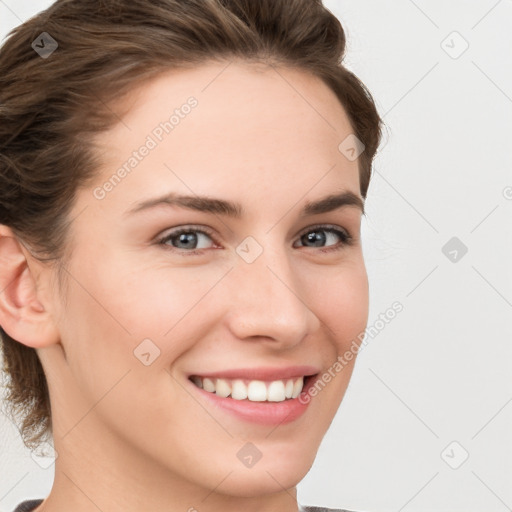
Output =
[
  {"x1": 267, "y1": 380, "x2": 286, "y2": 402},
  {"x1": 202, "y1": 377, "x2": 215, "y2": 393},
  {"x1": 231, "y1": 379, "x2": 248, "y2": 400},
  {"x1": 291, "y1": 378, "x2": 302, "y2": 399},
  {"x1": 191, "y1": 375, "x2": 306, "y2": 402},
  {"x1": 215, "y1": 378, "x2": 231, "y2": 398},
  {"x1": 285, "y1": 379, "x2": 294, "y2": 399},
  {"x1": 247, "y1": 381, "x2": 267, "y2": 401}
]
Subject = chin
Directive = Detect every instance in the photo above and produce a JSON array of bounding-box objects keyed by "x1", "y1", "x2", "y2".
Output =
[
  {"x1": 211, "y1": 454, "x2": 314, "y2": 498},
  {"x1": 218, "y1": 471, "x2": 304, "y2": 498}
]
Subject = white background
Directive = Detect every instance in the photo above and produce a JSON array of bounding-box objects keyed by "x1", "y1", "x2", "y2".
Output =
[{"x1": 1, "y1": 1, "x2": 511, "y2": 511}]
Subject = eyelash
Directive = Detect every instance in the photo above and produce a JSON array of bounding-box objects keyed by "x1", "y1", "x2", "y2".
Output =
[{"x1": 156, "y1": 224, "x2": 354, "y2": 256}]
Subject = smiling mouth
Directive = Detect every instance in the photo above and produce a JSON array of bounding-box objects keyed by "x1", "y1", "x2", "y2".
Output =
[{"x1": 188, "y1": 374, "x2": 318, "y2": 403}]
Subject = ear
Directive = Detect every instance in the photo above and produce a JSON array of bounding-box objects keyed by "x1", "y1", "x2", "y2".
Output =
[{"x1": 0, "y1": 224, "x2": 60, "y2": 348}]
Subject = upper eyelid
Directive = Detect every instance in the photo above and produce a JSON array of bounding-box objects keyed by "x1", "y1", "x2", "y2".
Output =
[{"x1": 297, "y1": 223, "x2": 350, "y2": 237}]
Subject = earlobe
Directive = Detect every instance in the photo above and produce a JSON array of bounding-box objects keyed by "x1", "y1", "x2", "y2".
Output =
[{"x1": 0, "y1": 224, "x2": 60, "y2": 348}]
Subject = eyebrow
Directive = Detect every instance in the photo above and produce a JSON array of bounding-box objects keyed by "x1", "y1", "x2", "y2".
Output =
[{"x1": 124, "y1": 189, "x2": 365, "y2": 218}]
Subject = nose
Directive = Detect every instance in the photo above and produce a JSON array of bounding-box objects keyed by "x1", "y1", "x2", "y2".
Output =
[{"x1": 224, "y1": 242, "x2": 321, "y2": 348}]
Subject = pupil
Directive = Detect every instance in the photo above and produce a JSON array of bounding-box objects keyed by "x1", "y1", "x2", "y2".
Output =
[
  {"x1": 178, "y1": 232, "x2": 196, "y2": 248},
  {"x1": 305, "y1": 231, "x2": 325, "y2": 247}
]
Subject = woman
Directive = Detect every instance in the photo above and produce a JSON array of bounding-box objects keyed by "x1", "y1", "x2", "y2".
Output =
[{"x1": 0, "y1": 0, "x2": 383, "y2": 511}]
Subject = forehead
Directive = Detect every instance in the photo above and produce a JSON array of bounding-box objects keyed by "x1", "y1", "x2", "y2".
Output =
[{"x1": 87, "y1": 60, "x2": 360, "y2": 213}]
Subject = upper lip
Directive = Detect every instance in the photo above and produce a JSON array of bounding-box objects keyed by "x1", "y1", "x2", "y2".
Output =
[{"x1": 188, "y1": 365, "x2": 320, "y2": 382}]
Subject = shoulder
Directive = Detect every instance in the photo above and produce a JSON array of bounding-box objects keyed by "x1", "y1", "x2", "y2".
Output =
[{"x1": 11, "y1": 499, "x2": 44, "y2": 512}]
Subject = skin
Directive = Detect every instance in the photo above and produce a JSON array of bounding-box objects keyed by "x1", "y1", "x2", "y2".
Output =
[{"x1": 0, "y1": 60, "x2": 369, "y2": 512}]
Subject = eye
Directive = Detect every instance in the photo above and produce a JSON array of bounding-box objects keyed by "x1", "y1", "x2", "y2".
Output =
[
  {"x1": 156, "y1": 224, "x2": 353, "y2": 256},
  {"x1": 157, "y1": 225, "x2": 217, "y2": 254},
  {"x1": 293, "y1": 224, "x2": 353, "y2": 253}
]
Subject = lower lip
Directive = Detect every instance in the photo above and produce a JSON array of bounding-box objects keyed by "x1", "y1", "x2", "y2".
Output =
[{"x1": 188, "y1": 374, "x2": 319, "y2": 426}]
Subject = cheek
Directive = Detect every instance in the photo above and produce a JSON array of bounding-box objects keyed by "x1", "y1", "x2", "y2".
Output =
[
  {"x1": 59, "y1": 257, "x2": 231, "y2": 390},
  {"x1": 299, "y1": 258, "x2": 368, "y2": 410},
  {"x1": 54, "y1": 255, "x2": 174, "y2": 397},
  {"x1": 114, "y1": 263, "x2": 232, "y2": 345},
  {"x1": 54, "y1": 259, "x2": 199, "y2": 444},
  {"x1": 305, "y1": 257, "x2": 369, "y2": 349}
]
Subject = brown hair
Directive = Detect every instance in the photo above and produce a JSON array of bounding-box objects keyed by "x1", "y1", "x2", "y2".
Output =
[{"x1": 0, "y1": 0, "x2": 383, "y2": 451}]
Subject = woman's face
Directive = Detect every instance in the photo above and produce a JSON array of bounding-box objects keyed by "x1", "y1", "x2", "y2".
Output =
[{"x1": 40, "y1": 60, "x2": 369, "y2": 502}]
